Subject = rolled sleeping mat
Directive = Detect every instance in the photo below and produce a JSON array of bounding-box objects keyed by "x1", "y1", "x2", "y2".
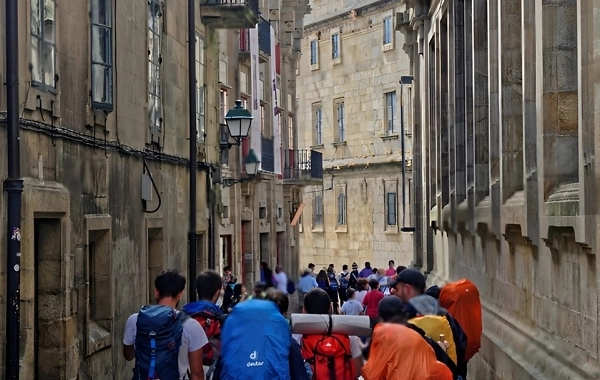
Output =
[{"x1": 290, "y1": 313, "x2": 372, "y2": 336}]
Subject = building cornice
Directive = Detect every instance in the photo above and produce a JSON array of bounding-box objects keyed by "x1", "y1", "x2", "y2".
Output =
[{"x1": 304, "y1": 0, "x2": 400, "y2": 34}]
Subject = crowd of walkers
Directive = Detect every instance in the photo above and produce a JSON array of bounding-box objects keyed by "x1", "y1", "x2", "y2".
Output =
[{"x1": 122, "y1": 260, "x2": 482, "y2": 380}]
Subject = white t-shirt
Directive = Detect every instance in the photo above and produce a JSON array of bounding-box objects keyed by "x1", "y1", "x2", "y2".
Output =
[
  {"x1": 123, "y1": 312, "x2": 209, "y2": 379},
  {"x1": 340, "y1": 299, "x2": 364, "y2": 316},
  {"x1": 354, "y1": 290, "x2": 368, "y2": 304},
  {"x1": 274, "y1": 272, "x2": 288, "y2": 294}
]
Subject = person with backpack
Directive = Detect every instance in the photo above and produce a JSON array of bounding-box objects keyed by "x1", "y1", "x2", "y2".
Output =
[
  {"x1": 183, "y1": 270, "x2": 226, "y2": 379},
  {"x1": 337, "y1": 264, "x2": 350, "y2": 305},
  {"x1": 123, "y1": 270, "x2": 207, "y2": 380},
  {"x1": 389, "y1": 269, "x2": 468, "y2": 379},
  {"x1": 348, "y1": 262, "x2": 359, "y2": 289},
  {"x1": 326, "y1": 266, "x2": 340, "y2": 314},
  {"x1": 213, "y1": 298, "x2": 293, "y2": 380},
  {"x1": 360, "y1": 297, "x2": 453, "y2": 380},
  {"x1": 301, "y1": 288, "x2": 364, "y2": 379},
  {"x1": 261, "y1": 261, "x2": 277, "y2": 288}
]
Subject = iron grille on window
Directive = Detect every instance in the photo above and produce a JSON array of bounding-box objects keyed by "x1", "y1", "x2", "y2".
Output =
[{"x1": 314, "y1": 195, "x2": 323, "y2": 225}]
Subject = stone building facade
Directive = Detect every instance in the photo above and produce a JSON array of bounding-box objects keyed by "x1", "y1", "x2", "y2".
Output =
[
  {"x1": 297, "y1": 0, "x2": 414, "y2": 271},
  {"x1": 0, "y1": 0, "x2": 312, "y2": 378},
  {"x1": 401, "y1": 0, "x2": 600, "y2": 378},
  {"x1": 214, "y1": 0, "x2": 315, "y2": 288}
]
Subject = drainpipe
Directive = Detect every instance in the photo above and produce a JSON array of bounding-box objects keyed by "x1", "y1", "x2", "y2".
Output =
[
  {"x1": 187, "y1": 0, "x2": 198, "y2": 302},
  {"x1": 4, "y1": 0, "x2": 23, "y2": 378},
  {"x1": 400, "y1": 75, "x2": 415, "y2": 233}
]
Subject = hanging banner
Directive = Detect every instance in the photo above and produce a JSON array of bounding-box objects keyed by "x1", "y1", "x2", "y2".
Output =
[
  {"x1": 249, "y1": 25, "x2": 262, "y2": 169},
  {"x1": 270, "y1": 26, "x2": 282, "y2": 175}
]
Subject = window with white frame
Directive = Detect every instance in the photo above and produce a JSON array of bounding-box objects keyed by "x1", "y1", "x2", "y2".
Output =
[
  {"x1": 337, "y1": 187, "x2": 347, "y2": 226},
  {"x1": 314, "y1": 105, "x2": 323, "y2": 145},
  {"x1": 219, "y1": 88, "x2": 227, "y2": 124},
  {"x1": 148, "y1": 0, "x2": 163, "y2": 137},
  {"x1": 288, "y1": 115, "x2": 294, "y2": 149},
  {"x1": 385, "y1": 91, "x2": 397, "y2": 134},
  {"x1": 386, "y1": 192, "x2": 397, "y2": 226},
  {"x1": 310, "y1": 40, "x2": 318, "y2": 65},
  {"x1": 331, "y1": 33, "x2": 340, "y2": 59},
  {"x1": 314, "y1": 195, "x2": 323, "y2": 226},
  {"x1": 91, "y1": 0, "x2": 113, "y2": 109},
  {"x1": 335, "y1": 100, "x2": 345, "y2": 142},
  {"x1": 31, "y1": 0, "x2": 56, "y2": 89},
  {"x1": 383, "y1": 17, "x2": 393, "y2": 45},
  {"x1": 240, "y1": 70, "x2": 248, "y2": 94},
  {"x1": 196, "y1": 36, "x2": 205, "y2": 142}
]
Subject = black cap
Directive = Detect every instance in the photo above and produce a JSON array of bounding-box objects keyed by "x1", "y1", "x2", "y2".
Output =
[
  {"x1": 387, "y1": 268, "x2": 426, "y2": 293},
  {"x1": 308, "y1": 263, "x2": 315, "y2": 268},
  {"x1": 378, "y1": 296, "x2": 404, "y2": 321}
]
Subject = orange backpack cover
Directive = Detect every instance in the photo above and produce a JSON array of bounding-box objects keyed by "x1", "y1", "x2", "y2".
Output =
[{"x1": 439, "y1": 279, "x2": 482, "y2": 361}]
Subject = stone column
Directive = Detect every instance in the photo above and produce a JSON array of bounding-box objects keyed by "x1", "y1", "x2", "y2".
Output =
[
  {"x1": 473, "y1": 0, "x2": 489, "y2": 204},
  {"x1": 541, "y1": 0, "x2": 579, "y2": 198},
  {"x1": 499, "y1": 0, "x2": 524, "y2": 201}
]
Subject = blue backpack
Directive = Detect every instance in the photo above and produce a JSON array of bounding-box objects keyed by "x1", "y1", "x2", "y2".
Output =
[
  {"x1": 134, "y1": 305, "x2": 184, "y2": 380},
  {"x1": 219, "y1": 299, "x2": 291, "y2": 380}
]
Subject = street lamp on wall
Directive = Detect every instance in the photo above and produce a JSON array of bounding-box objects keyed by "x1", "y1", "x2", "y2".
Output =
[
  {"x1": 221, "y1": 149, "x2": 261, "y2": 188},
  {"x1": 216, "y1": 100, "x2": 261, "y2": 187},
  {"x1": 221, "y1": 100, "x2": 253, "y2": 151}
]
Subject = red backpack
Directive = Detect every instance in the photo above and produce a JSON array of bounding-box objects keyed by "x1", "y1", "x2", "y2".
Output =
[
  {"x1": 192, "y1": 311, "x2": 222, "y2": 366},
  {"x1": 301, "y1": 333, "x2": 355, "y2": 380}
]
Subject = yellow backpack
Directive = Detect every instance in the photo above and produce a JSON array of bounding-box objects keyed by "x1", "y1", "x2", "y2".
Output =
[{"x1": 408, "y1": 315, "x2": 457, "y2": 364}]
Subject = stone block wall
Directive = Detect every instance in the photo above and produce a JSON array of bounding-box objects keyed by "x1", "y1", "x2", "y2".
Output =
[{"x1": 402, "y1": 0, "x2": 600, "y2": 378}]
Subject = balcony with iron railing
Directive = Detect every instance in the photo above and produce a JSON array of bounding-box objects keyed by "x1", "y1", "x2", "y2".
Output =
[
  {"x1": 200, "y1": 0, "x2": 259, "y2": 29},
  {"x1": 283, "y1": 149, "x2": 323, "y2": 185}
]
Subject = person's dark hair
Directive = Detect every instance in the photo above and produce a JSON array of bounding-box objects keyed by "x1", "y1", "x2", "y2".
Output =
[
  {"x1": 329, "y1": 263, "x2": 334, "y2": 268},
  {"x1": 396, "y1": 265, "x2": 407, "y2": 275},
  {"x1": 372, "y1": 268, "x2": 378, "y2": 274},
  {"x1": 365, "y1": 262, "x2": 371, "y2": 267},
  {"x1": 155, "y1": 270, "x2": 186, "y2": 299},
  {"x1": 346, "y1": 288, "x2": 355, "y2": 299},
  {"x1": 356, "y1": 278, "x2": 369, "y2": 291},
  {"x1": 261, "y1": 261, "x2": 269, "y2": 269},
  {"x1": 308, "y1": 263, "x2": 315, "y2": 269},
  {"x1": 342, "y1": 264, "x2": 348, "y2": 270},
  {"x1": 266, "y1": 289, "x2": 289, "y2": 315},
  {"x1": 368, "y1": 279, "x2": 380, "y2": 290},
  {"x1": 195, "y1": 270, "x2": 222, "y2": 300},
  {"x1": 316, "y1": 270, "x2": 328, "y2": 284},
  {"x1": 389, "y1": 260, "x2": 395, "y2": 266},
  {"x1": 224, "y1": 265, "x2": 231, "y2": 272},
  {"x1": 304, "y1": 288, "x2": 332, "y2": 314}
]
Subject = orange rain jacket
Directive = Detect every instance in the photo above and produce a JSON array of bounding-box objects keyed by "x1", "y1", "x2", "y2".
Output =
[{"x1": 361, "y1": 323, "x2": 453, "y2": 380}]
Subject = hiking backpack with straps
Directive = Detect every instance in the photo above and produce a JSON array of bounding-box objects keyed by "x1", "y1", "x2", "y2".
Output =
[
  {"x1": 439, "y1": 279, "x2": 482, "y2": 361},
  {"x1": 134, "y1": 305, "x2": 184, "y2": 380},
  {"x1": 183, "y1": 300, "x2": 225, "y2": 367},
  {"x1": 219, "y1": 299, "x2": 291, "y2": 380},
  {"x1": 327, "y1": 273, "x2": 339, "y2": 292},
  {"x1": 348, "y1": 270, "x2": 358, "y2": 289},
  {"x1": 301, "y1": 315, "x2": 355, "y2": 380},
  {"x1": 339, "y1": 273, "x2": 349, "y2": 289}
]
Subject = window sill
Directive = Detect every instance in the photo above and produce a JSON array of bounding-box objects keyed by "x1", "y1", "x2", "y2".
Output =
[
  {"x1": 383, "y1": 43, "x2": 394, "y2": 52},
  {"x1": 310, "y1": 63, "x2": 319, "y2": 71},
  {"x1": 385, "y1": 225, "x2": 399, "y2": 234},
  {"x1": 332, "y1": 141, "x2": 346, "y2": 147},
  {"x1": 336, "y1": 225, "x2": 348, "y2": 233},
  {"x1": 332, "y1": 57, "x2": 342, "y2": 65},
  {"x1": 312, "y1": 225, "x2": 324, "y2": 233},
  {"x1": 311, "y1": 144, "x2": 325, "y2": 149},
  {"x1": 381, "y1": 133, "x2": 399, "y2": 140},
  {"x1": 86, "y1": 321, "x2": 113, "y2": 356}
]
